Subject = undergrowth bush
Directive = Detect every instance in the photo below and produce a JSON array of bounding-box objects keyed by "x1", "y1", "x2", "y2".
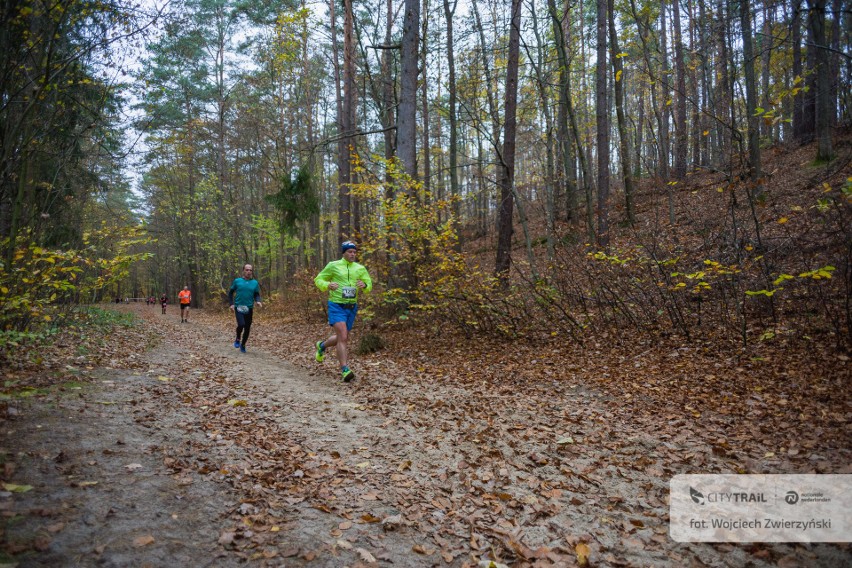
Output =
[
  {"x1": 341, "y1": 153, "x2": 850, "y2": 350},
  {"x1": 1, "y1": 226, "x2": 152, "y2": 333}
]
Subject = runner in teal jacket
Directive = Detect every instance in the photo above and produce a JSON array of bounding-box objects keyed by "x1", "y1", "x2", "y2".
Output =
[
  {"x1": 228, "y1": 264, "x2": 263, "y2": 353},
  {"x1": 313, "y1": 241, "x2": 372, "y2": 382}
]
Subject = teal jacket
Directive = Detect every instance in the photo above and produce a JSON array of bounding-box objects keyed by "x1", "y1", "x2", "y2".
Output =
[
  {"x1": 228, "y1": 278, "x2": 261, "y2": 308},
  {"x1": 315, "y1": 258, "x2": 372, "y2": 304}
]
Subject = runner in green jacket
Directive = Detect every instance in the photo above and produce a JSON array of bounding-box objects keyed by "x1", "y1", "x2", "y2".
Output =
[{"x1": 313, "y1": 241, "x2": 372, "y2": 382}]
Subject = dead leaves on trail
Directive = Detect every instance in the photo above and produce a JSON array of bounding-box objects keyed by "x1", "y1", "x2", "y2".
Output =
[{"x1": 13, "y1": 303, "x2": 842, "y2": 566}]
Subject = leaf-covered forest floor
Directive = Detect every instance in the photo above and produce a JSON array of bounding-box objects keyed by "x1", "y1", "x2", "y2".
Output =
[
  {"x1": 0, "y1": 298, "x2": 848, "y2": 567},
  {"x1": 2, "y1": 135, "x2": 851, "y2": 567}
]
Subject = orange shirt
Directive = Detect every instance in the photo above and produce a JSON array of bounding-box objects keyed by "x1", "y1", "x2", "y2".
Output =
[{"x1": 178, "y1": 290, "x2": 191, "y2": 305}]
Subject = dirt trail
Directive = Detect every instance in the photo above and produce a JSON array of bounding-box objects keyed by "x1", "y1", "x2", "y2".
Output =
[{"x1": 1, "y1": 304, "x2": 848, "y2": 567}]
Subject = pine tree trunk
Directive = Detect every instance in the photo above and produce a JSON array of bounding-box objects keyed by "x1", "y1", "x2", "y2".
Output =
[
  {"x1": 495, "y1": 0, "x2": 522, "y2": 281},
  {"x1": 635, "y1": 89, "x2": 645, "y2": 178},
  {"x1": 791, "y1": 0, "x2": 805, "y2": 142},
  {"x1": 549, "y1": 0, "x2": 578, "y2": 225},
  {"x1": 420, "y1": 3, "x2": 431, "y2": 198},
  {"x1": 801, "y1": 1, "x2": 818, "y2": 143},
  {"x1": 443, "y1": 0, "x2": 461, "y2": 249},
  {"x1": 595, "y1": 0, "x2": 610, "y2": 246},
  {"x1": 528, "y1": 0, "x2": 556, "y2": 259},
  {"x1": 397, "y1": 0, "x2": 419, "y2": 178},
  {"x1": 471, "y1": 0, "x2": 502, "y2": 157},
  {"x1": 760, "y1": 4, "x2": 773, "y2": 142},
  {"x1": 740, "y1": 0, "x2": 763, "y2": 185},
  {"x1": 672, "y1": 0, "x2": 688, "y2": 179},
  {"x1": 382, "y1": 0, "x2": 396, "y2": 184},
  {"x1": 344, "y1": 0, "x2": 357, "y2": 233},
  {"x1": 330, "y1": 0, "x2": 349, "y2": 240},
  {"x1": 715, "y1": 0, "x2": 731, "y2": 167},
  {"x1": 660, "y1": 0, "x2": 673, "y2": 225},
  {"x1": 807, "y1": 0, "x2": 834, "y2": 161},
  {"x1": 608, "y1": 0, "x2": 634, "y2": 226}
]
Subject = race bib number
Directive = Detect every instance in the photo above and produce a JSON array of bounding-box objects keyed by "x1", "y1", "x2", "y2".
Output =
[{"x1": 341, "y1": 286, "x2": 357, "y2": 299}]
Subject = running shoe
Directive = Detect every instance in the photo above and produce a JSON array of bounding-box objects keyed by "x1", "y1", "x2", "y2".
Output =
[
  {"x1": 315, "y1": 341, "x2": 325, "y2": 362},
  {"x1": 240, "y1": 345, "x2": 247, "y2": 353},
  {"x1": 234, "y1": 341, "x2": 241, "y2": 349},
  {"x1": 342, "y1": 367, "x2": 355, "y2": 382}
]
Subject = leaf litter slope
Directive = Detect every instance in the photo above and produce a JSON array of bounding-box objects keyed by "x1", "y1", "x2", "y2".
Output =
[{"x1": 2, "y1": 303, "x2": 849, "y2": 567}]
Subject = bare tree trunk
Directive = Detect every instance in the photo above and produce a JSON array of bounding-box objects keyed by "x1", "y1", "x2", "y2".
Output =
[
  {"x1": 760, "y1": 3, "x2": 773, "y2": 142},
  {"x1": 715, "y1": 0, "x2": 731, "y2": 166},
  {"x1": 807, "y1": 0, "x2": 834, "y2": 161},
  {"x1": 495, "y1": 0, "x2": 522, "y2": 282},
  {"x1": 595, "y1": 0, "x2": 610, "y2": 246},
  {"x1": 382, "y1": 0, "x2": 397, "y2": 184},
  {"x1": 471, "y1": 0, "x2": 502, "y2": 156},
  {"x1": 608, "y1": 0, "x2": 634, "y2": 226},
  {"x1": 330, "y1": 0, "x2": 349, "y2": 240},
  {"x1": 660, "y1": 0, "x2": 673, "y2": 223},
  {"x1": 527, "y1": 0, "x2": 556, "y2": 260},
  {"x1": 299, "y1": 4, "x2": 321, "y2": 267},
  {"x1": 689, "y1": 0, "x2": 702, "y2": 168},
  {"x1": 344, "y1": 0, "x2": 357, "y2": 234},
  {"x1": 740, "y1": 0, "x2": 763, "y2": 186},
  {"x1": 420, "y1": 0, "x2": 431, "y2": 197},
  {"x1": 635, "y1": 88, "x2": 645, "y2": 178},
  {"x1": 548, "y1": 0, "x2": 578, "y2": 225},
  {"x1": 829, "y1": 0, "x2": 842, "y2": 126},
  {"x1": 397, "y1": 0, "x2": 419, "y2": 178},
  {"x1": 672, "y1": 0, "x2": 688, "y2": 179},
  {"x1": 801, "y1": 0, "x2": 818, "y2": 144},
  {"x1": 443, "y1": 0, "x2": 461, "y2": 250},
  {"x1": 576, "y1": 0, "x2": 596, "y2": 241},
  {"x1": 791, "y1": 0, "x2": 805, "y2": 141},
  {"x1": 698, "y1": 0, "x2": 711, "y2": 165},
  {"x1": 186, "y1": 107, "x2": 200, "y2": 308},
  {"x1": 476, "y1": 131, "x2": 487, "y2": 236}
]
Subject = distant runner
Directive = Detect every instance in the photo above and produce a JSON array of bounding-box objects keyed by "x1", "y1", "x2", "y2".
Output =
[
  {"x1": 160, "y1": 293, "x2": 168, "y2": 315},
  {"x1": 313, "y1": 241, "x2": 372, "y2": 382},
  {"x1": 178, "y1": 286, "x2": 191, "y2": 323},
  {"x1": 228, "y1": 264, "x2": 262, "y2": 353}
]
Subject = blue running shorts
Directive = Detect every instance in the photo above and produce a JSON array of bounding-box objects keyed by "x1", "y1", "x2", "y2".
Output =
[{"x1": 328, "y1": 301, "x2": 357, "y2": 331}]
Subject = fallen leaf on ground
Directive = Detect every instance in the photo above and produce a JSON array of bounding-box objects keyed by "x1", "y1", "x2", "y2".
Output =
[
  {"x1": 413, "y1": 544, "x2": 435, "y2": 555},
  {"x1": 133, "y1": 535, "x2": 155, "y2": 547},
  {"x1": 2, "y1": 483, "x2": 33, "y2": 493}
]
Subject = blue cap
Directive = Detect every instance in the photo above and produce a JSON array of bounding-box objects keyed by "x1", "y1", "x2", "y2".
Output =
[{"x1": 341, "y1": 241, "x2": 357, "y2": 252}]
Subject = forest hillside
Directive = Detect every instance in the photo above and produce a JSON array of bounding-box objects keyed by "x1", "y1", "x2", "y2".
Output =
[{"x1": 0, "y1": 134, "x2": 848, "y2": 567}]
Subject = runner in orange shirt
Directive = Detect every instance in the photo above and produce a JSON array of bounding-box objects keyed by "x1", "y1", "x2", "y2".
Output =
[{"x1": 178, "y1": 286, "x2": 191, "y2": 323}]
